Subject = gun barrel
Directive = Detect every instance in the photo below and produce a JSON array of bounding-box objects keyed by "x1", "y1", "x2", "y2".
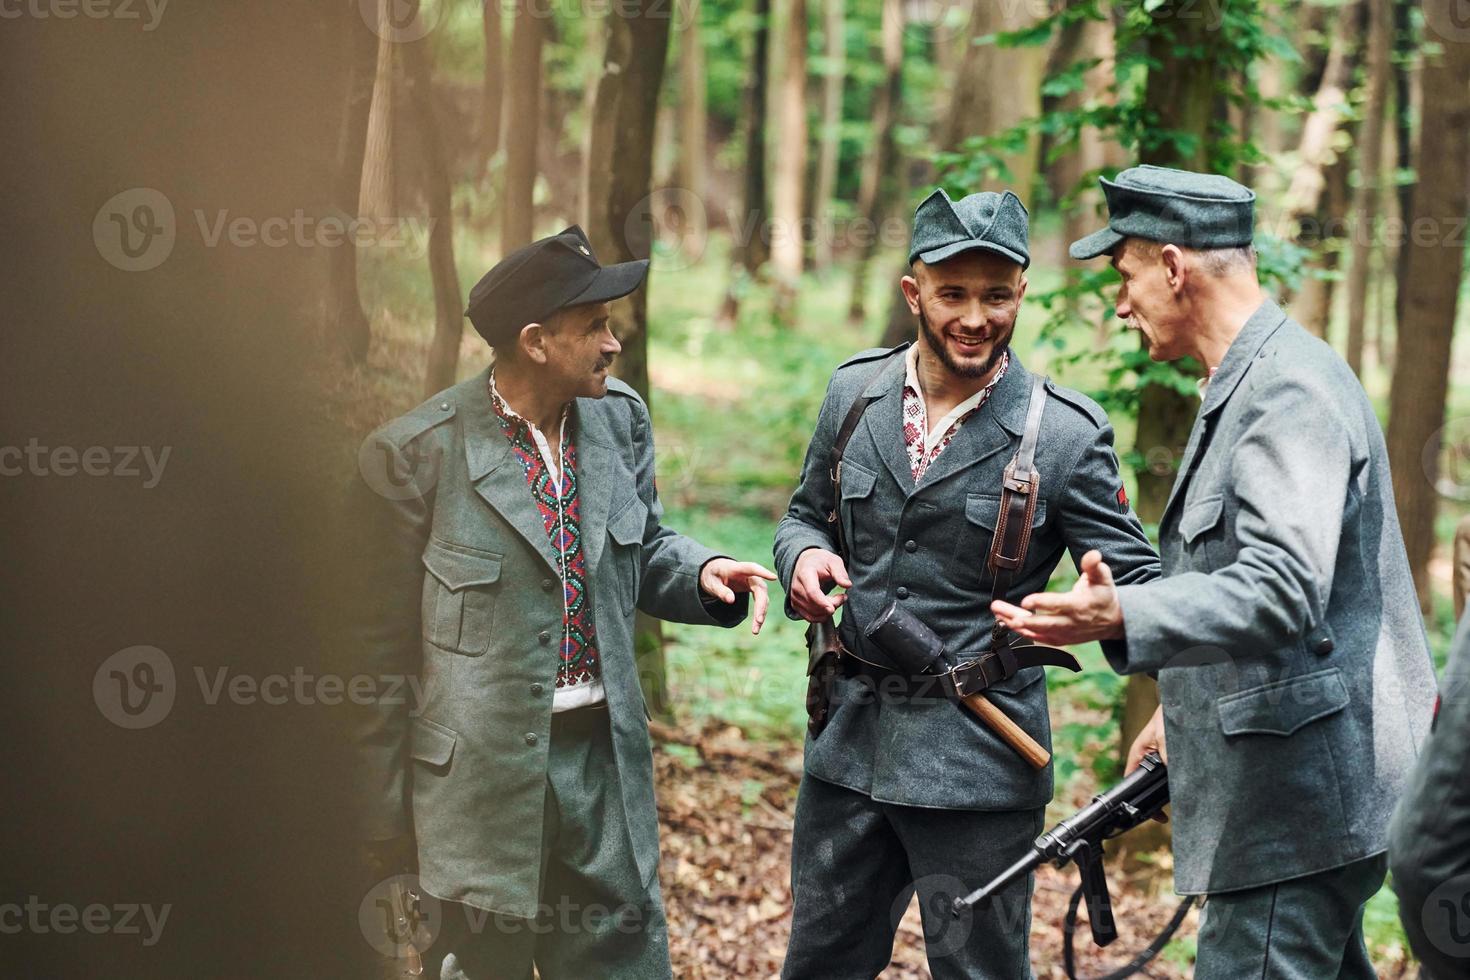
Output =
[{"x1": 952, "y1": 848, "x2": 1042, "y2": 914}]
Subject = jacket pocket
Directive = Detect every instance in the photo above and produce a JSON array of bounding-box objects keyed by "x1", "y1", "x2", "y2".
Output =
[
  {"x1": 608, "y1": 496, "x2": 648, "y2": 615},
  {"x1": 1178, "y1": 494, "x2": 1226, "y2": 572},
  {"x1": 421, "y1": 539, "x2": 501, "y2": 655},
  {"x1": 958, "y1": 492, "x2": 1048, "y2": 583},
  {"x1": 410, "y1": 716, "x2": 458, "y2": 768},
  {"x1": 836, "y1": 460, "x2": 878, "y2": 563},
  {"x1": 1217, "y1": 667, "x2": 1349, "y2": 737}
]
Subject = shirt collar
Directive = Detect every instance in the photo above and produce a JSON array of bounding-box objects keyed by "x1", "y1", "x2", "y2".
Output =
[
  {"x1": 488, "y1": 369, "x2": 570, "y2": 433},
  {"x1": 904, "y1": 343, "x2": 1010, "y2": 418}
]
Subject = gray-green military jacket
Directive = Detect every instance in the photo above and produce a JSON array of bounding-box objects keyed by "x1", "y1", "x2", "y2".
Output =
[
  {"x1": 1110, "y1": 299, "x2": 1438, "y2": 895},
  {"x1": 351, "y1": 368, "x2": 745, "y2": 917},
  {"x1": 773, "y1": 346, "x2": 1160, "y2": 810}
]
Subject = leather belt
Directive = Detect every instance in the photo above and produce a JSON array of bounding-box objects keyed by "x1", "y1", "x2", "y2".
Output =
[{"x1": 839, "y1": 641, "x2": 1080, "y2": 700}]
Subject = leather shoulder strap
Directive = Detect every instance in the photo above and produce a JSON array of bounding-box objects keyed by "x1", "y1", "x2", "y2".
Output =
[
  {"x1": 826, "y1": 345, "x2": 905, "y2": 557},
  {"x1": 987, "y1": 374, "x2": 1048, "y2": 606}
]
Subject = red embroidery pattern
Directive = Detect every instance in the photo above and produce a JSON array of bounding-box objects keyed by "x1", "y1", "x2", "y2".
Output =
[
  {"x1": 902, "y1": 352, "x2": 1009, "y2": 481},
  {"x1": 490, "y1": 384, "x2": 600, "y2": 689}
]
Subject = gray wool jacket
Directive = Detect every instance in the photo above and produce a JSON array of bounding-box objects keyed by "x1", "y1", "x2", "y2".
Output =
[
  {"x1": 350, "y1": 369, "x2": 746, "y2": 917},
  {"x1": 774, "y1": 345, "x2": 1160, "y2": 811},
  {"x1": 1110, "y1": 298, "x2": 1439, "y2": 895}
]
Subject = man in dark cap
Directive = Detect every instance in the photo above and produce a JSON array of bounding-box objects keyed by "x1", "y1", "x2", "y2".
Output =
[
  {"x1": 352, "y1": 225, "x2": 775, "y2": 979},
  {"x1": 996, "y1": 164, "x2": 1439, "y2": 977},
  {"x1": 773, "y1": 189, "x2": 1160, "y2": 976}
]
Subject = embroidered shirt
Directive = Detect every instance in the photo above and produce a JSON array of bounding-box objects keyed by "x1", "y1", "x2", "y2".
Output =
[
  {"x1": 901, "y1": 344, "x2": 1010, "y2": 482},
  {"x1": 489, "y1": 372, "x2": 604, "y2": 711}
]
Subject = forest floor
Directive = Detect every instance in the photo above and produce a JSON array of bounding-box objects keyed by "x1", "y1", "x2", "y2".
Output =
[{"x1": 652, "y1": 717, "x2": 1418, "y2": 979}]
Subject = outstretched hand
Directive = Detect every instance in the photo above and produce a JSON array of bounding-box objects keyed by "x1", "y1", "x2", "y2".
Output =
[
  {"x1": 991, "y1": 549, "x2": 1124, "y2": 646},
  {"x1": 700, "y1": 558, "x2": 778, "y2": 635}
]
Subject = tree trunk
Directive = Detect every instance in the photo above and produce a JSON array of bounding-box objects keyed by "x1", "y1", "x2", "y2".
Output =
[
  {"x1": 1281, "y1": 0, "x2": 1363, "y2": 319},
  {"x1": 323, "y1": 4, "x2": 377, "y2": 364},
  {"x1": 1288, "y1": 128, "x2": 1356, "y2": 339},
  {"x1": 401, "y1": 15, "x2": 464, "y2": 396},
  {"x1": 1344, "y1": 0, "x2": 1389, "y2": 376},
  {"x1": 743, "y1": 0, "x2": 772, "y2": 274},
  {"x1": 1117, "y1": 0, "x2": 1225, "y2": 853},
  {"x1": 1390, "y1": 0, "x2": 1415, "y2": 330},
  {"x1": 676, "y1": 3, "x2": 707, "y2": 203},
  {"x1": 358, "y1": 11, "x2": 400, "y2": 223},
  {"x1": 770, "y1": 0, "x2": 808, "y2": 319},
  {"x1": 1386, "y1": 35, "x2": 1470, "y2": 610},
  {"x1": 846, "y1": 0, "x2": 901, "y2": 324},
  {"x1": 585, "y1": 0, "x2": 675, "y2": 718},
  {"x1": 474, "y1": 0, "x2": 504, "y2": 183},
  {"x1": 501, "y1": 0, "x2": 543, "y2": 253},
  {"x1": 811, "y1": 0, "x2": 844, "y2": 270},
  {"x1": 942, "y1": 0, "x2": 1045, "y2": 206}
]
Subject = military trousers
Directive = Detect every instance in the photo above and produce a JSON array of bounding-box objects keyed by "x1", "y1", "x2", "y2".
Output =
[
  {"x1": 781, "y1": 772, "x2": 1044, "y2": 979},
  {"x1": 1193, "y1": 854, "x2": 1385, "y2": 980},
  {"x1": 425, "y1": 704, "x2": 671, "y2": 980}
]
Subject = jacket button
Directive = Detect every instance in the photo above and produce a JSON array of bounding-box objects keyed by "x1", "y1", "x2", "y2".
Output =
[
  {"x1": 1315, "y1": 637, "x2": 1335, "y2": 655},
  {"x1": 541, "y1": 579, "x2": 555, "y2": 592},
  {"x1": 538, "y1": 631, "x2": 551, "y2": 645},
  {"x1": 524, "y1": 733, "x2": 538, "y2": 746},
  {"x1": 530, "y1": 683, "x2": 544, "y2": 696},
  {"x1": 896, "y1": 586, "x2": 909, "y2": 599},
  {"x1": 439, "y1": 402, "x2": 450, "y2": 411},
  {"x1": 904, "y1": 540, "x2": 917, "y2": 553}
]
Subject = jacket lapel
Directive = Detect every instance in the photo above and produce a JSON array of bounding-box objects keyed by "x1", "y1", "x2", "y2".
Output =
[
  {"x1": 858, "y1": 355, "x2": 916, "y2": 493},
  {"x1": 1158, "y1": 298, "x2": 1290, "y2": 525},
  {"x1": 571, "y1": 405, "x2": 617, "y2": 576},
  {"x1": 913, "y1": 353, "x2": 1028, "y2": 492},
  {"x1": 462, "y1": 368, "x2": 562, "y2": 575}
]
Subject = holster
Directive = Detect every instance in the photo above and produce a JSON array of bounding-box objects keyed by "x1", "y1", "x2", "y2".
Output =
[{"x1": 804, "y1": 619, "x2": 843, "y2": 738}]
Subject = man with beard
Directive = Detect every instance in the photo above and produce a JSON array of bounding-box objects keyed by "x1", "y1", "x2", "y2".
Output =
[
  {"x1": 353, "y1": 225, "x2": 775, "y2": 979},
  {"x1": 773, "y1": 189, "x2": 1160, "y2": 977}
]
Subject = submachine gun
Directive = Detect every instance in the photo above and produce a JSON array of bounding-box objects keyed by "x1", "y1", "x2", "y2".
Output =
[{"x1": 953, "y1": 752, "x2": 1195, "y2": 980}]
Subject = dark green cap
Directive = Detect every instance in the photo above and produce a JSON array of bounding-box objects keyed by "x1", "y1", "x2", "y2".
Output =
[
  {"x1": 1069, "y1": 165, "x2": 1256, "y2": 260},
  {"x1": 908, "y1": 188, "x2": 1030, "y2": 269}
]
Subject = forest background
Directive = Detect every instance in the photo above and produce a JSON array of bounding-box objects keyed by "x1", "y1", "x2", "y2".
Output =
[{"x1": 321, "y1": 0, "x2": 1470, "y2": 974}]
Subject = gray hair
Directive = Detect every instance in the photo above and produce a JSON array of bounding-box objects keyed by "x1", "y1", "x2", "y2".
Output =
[{"x1": 1193, "y1": 245, "x2": 1257, "y2": 277}]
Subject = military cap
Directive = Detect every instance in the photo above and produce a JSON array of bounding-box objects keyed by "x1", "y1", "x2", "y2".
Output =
[
  {"x1": 464, "y1": 225, "x2": 648, "y2": 345},
  {"x1": 1069, "y1": 164, "x2": 1256, "y2": 259},
  {"x1": 908, "y1": 189, "x2": 1030, "y2": 269}
]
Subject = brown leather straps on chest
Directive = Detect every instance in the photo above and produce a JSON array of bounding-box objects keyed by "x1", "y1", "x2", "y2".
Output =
[{"x1": 987, "y1": 374, "x2": 1048, "y2": 618}]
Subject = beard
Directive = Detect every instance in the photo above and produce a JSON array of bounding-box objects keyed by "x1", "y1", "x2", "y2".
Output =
[{"x1": 917, "y1": 309, "x2": 1012, "y2": 379}]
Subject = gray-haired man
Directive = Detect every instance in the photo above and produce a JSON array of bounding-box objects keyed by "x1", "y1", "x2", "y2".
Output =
[{"x1": 997, "y1": 165, "x2": 1439, "y2": 977}]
